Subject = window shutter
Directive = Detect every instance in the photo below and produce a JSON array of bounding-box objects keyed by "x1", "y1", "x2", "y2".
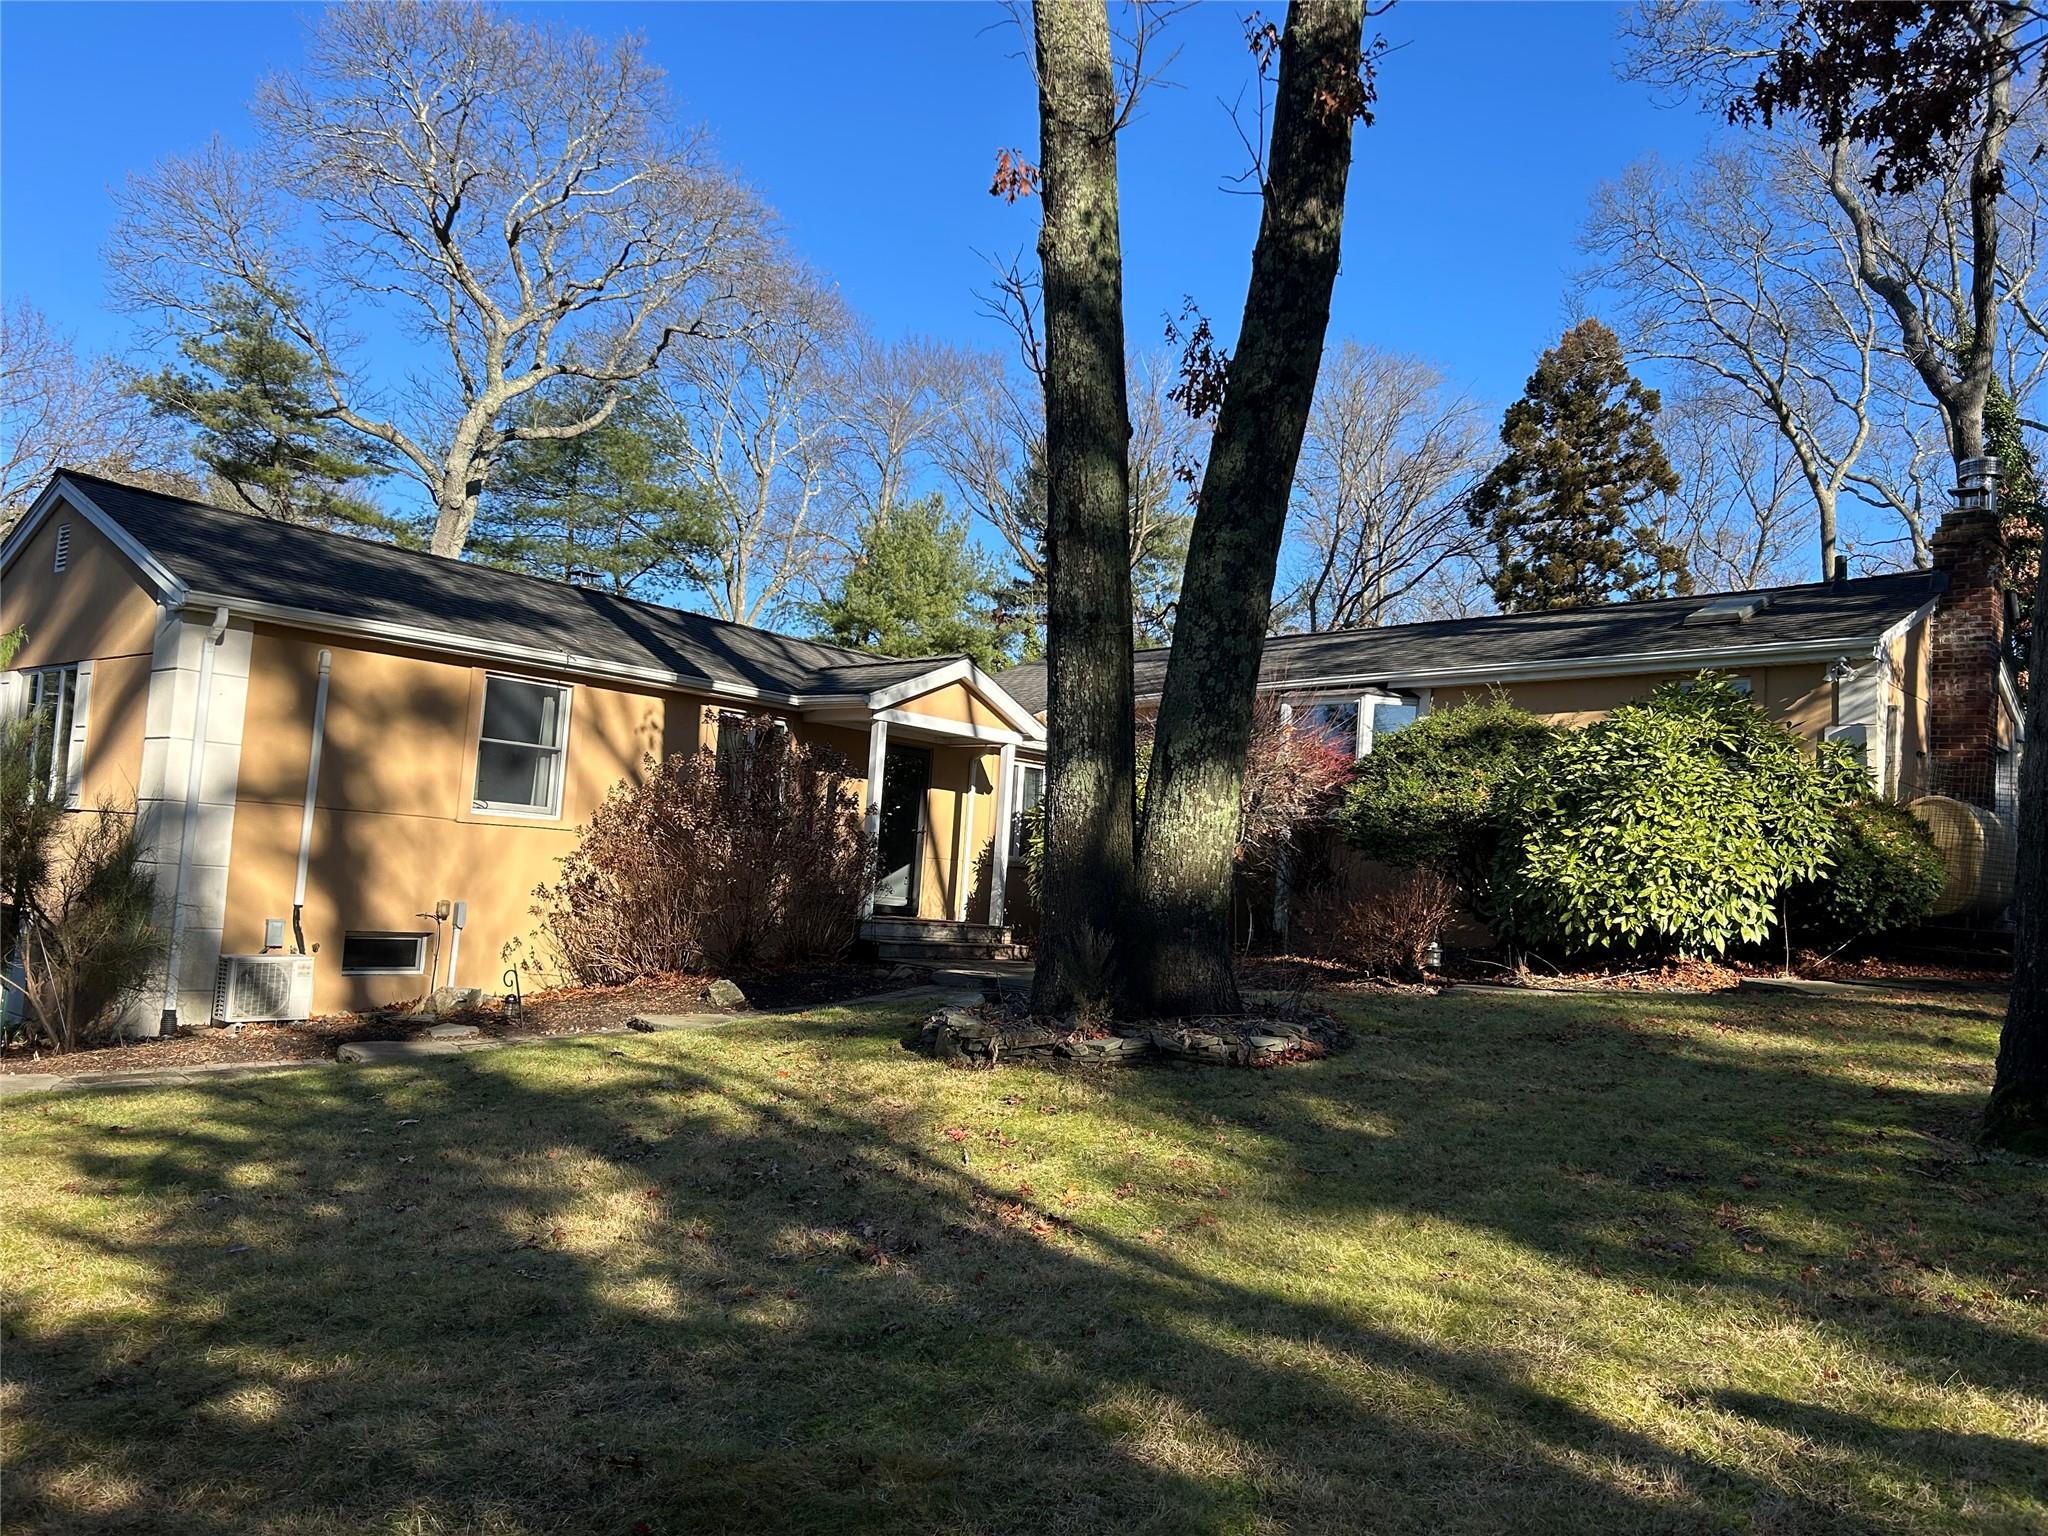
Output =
[
  {"x1": 0, "y1": 672, "x2": 16, "y2": 724},
  {"x1": 64, "y1": 660, "x2": 92, "y2": 808}
]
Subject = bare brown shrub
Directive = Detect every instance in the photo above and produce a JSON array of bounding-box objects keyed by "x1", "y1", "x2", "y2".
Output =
[
  {"x1": 1294, "y1": 862, "x2": 1456, "y2": 979},
  {"x1": 532, "y1": 717, "x2": 872, "y2": 983}
]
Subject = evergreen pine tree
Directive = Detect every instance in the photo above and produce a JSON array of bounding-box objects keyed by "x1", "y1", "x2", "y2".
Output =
[
  {"x1": 134, "y1": 293, "x2": 398, "y2": 535},
  {"x1": 1468, "y1": 318, "x2": 1688, "y2": 611},
  {"x1": 470, "y1": 381, "x2": 717, "y2": 596},
  {"x1": 806, "y1": 495, "x2": 1027, "y2": 671}
]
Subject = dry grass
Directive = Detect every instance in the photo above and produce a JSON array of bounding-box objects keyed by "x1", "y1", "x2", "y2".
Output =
[{"x1": 1, "y1": 985, "x2": 2041, "y2": 1534}]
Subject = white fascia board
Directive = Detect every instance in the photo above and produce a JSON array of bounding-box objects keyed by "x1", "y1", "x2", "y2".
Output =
[
  {"x1": 1137, "y1": 634, "x2": 1902, "y2": 700},
  {"x1": 2, "y1": 477, "x2": 189, "y2": 601},
  {"x1": 862, "y1": 657, "x2": 1048, "y2": 741},
  {"x1": 176, "y1": 592, "x2": 815, "y2": 709}
]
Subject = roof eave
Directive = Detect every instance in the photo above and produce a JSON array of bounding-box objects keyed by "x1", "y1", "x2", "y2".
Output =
[{"x1": 1136, "y1": 631, "x2": 1921, "y2": 701}]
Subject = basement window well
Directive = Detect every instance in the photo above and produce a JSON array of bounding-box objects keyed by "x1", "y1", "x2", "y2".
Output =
[
  {"x1": 474, "y1": 674, "x2": 570, "y2": 816},
  {"x1": 339, "y1": 932, "x2": 428, "y2": 975}
]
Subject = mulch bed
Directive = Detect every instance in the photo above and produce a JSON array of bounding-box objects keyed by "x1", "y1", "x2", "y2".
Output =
[{"x1": 0, "y1": 962, "x2": 909, "y2": 1077}]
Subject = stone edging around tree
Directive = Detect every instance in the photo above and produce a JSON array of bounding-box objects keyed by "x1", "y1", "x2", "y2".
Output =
[{"x1": 914, "y1": 1007, "x2": 1350, "y2": 1068}]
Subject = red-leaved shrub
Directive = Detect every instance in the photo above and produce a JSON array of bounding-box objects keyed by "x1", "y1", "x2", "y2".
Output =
[{"x1": 532, "y1": 717, "x2": 871, "y2": 982}]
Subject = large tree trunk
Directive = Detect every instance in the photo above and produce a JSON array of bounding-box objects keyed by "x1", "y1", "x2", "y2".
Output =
[
  {"x1": 1131, "y1": 0, "x2": 1367, "y2": 1017},
  {"x1": 1990, "y1": 545, "x2": 2048, "y2": 1149},
  {"x1": 1029, "y1": 0, "x2": 1138, "y2": 1016}
]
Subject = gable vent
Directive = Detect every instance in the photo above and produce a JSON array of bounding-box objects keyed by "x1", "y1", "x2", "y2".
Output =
[
  {"x1": 52, "y1": 522, "x2": 72, "y2": 574},
  {"x1": 1683, "y1": 593, "x2": 1771, "y2": 626}
]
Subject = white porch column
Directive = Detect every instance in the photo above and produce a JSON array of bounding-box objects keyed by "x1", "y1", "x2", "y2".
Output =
[
  {"x1": 861, "y1": 718, "x2": 889, "y2": 918},
  {"x1": 954, "y1": 769, "x2": 978, "y2": 923},
  {"x1": 988, "y1": 742, "x2": 1017, "y2": 928}
]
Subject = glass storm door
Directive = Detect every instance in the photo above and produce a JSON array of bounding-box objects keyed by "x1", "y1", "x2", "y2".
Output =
[{"x1": 872, "y1": 744, "x2": 932, "y2": 917}]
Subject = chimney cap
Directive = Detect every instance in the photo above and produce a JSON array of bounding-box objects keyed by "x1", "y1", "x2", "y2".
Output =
[{"x1": 1954, "y1": 456, "x2": 2002, "y2": 514}]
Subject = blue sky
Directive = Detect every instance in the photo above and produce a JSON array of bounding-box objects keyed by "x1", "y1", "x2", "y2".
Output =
[{"x1": 2, "y1": 1, "x2": 1730, "y2": 413}]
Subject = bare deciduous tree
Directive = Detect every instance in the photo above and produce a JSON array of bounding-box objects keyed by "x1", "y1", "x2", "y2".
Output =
[
  {"x1": 1622, "y1": 0, "x2": 2037, "y2": 473},
  {"x1": 1585, "y1": 143, "x2": 1898, "y2": 577},
  {"x1": 1278, "y1": 343, "x2": 1490, "y2": 631},
  {"x1": 662, "y1": 267, "x2": 847, "y2": 627},
  {"x1": 1653, "y1": 386, "x2": 1810, "y2": 589},
  {"x1": 828, "y1": 334, "x2": 984, "y2": 524},
  {"x1": 108, "y1": 2, "x2": 766, "y2": 557},
  {"x1": 949, "y1": 259, "x2": 1200, "y2": 645},
  {"x1": 0, "y1": 301, "x2": 192, "y2": 526}
]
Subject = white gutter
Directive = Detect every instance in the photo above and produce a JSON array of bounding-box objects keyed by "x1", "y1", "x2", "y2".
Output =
[
  {"x1": 290, "y1": 649, "x2": 332, "y2": 954},
  {"x1": 160, "y1": 605, "x2": 230, "y2": 1027}
]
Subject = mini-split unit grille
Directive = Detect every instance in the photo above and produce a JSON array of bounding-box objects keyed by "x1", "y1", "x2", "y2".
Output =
[{"x1": 214, "y1": 954, "x2": 316, "y2": 1023}]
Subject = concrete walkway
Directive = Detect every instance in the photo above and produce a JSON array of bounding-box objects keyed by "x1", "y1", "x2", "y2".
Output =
[{"x1": 0, "y1": 984, "x2": 970, "y2": 1097}]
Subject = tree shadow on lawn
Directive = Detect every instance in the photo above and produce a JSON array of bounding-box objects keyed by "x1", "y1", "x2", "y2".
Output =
[{"x1": 2, "y1": 987, "x2": 2041, "y2": 1535}]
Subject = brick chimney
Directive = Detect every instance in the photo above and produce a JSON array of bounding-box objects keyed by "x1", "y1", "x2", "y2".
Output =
[{"x1": 1925, "y1": 457, "x2": 2008, "y2": 808}]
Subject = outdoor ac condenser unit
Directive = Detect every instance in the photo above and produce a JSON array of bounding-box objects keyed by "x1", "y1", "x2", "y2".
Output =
[{"x1": 214, "y1": 954, "x2": 316, "y2": 1024}]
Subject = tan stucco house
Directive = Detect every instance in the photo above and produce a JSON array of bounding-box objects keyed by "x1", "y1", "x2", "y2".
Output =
[
  {"x1": 3, "y1": 471, "x2": 1046, "y2": 1030},
  {"x1": 4, "y1": 461, "x2": 2021, "y2": 1030}
]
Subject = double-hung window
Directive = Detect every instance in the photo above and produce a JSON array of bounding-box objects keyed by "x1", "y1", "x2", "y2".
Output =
[
  {"x1": 12, "y1": 662, "x2": 90, "y2": 806},
  {"x1": 473, "y1": 675, "x2": 570, "y2": 816}
]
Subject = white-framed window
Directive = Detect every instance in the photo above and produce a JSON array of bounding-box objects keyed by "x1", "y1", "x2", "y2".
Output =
[
  {"x1": 1011, "y1": 762, "x2": 1046, "y2": 858},
  {"x1": 339, "y1": 932, "x2": 428, "y2": 975},
  {"x1": 1290, "y1": 694, "x2": 1420, "y2": 759},
  {"x1": 473, "y1": 674, "x2": 571, "y2": 816},
  {"x1": 12, "y1": 662, "x2": 91, "y2": 807}
]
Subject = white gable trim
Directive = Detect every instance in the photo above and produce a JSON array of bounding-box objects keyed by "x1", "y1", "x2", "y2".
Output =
[
  {"x1": 0, "y1": 476, "x2": 189, "y2": 601},
  {"x1": 862, "y1": 658, "x2": 1047, "y2": 741}
]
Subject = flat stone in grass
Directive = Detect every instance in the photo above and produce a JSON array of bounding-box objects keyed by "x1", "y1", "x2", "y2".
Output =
[
  {"x1": 425, "y1": 1022, "x2": 481, "y2": 1040},
  {"x1": 338, "y1": 1038, "x2": 498, "y2": 1065}
]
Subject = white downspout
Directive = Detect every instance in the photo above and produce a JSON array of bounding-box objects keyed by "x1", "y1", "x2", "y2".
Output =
[
  {"x1": 160, "y1": 606, "x2": 230, "y2": 1028},
  {"x1": 291, "y1": 649, "x2": 332, "y2": 954}
]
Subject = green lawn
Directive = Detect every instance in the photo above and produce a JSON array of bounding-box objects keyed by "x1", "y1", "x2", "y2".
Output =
[{"x1": 2, "y1": 985, "x2": 2042, "y2": 1535}]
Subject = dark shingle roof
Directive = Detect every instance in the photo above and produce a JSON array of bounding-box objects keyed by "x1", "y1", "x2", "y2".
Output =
[
  {"x1": 55, "y1": 471, "x2": 952, "y2": 698},
  {"x1": 994, "y1": 570, "x2": 1947, "y2": 714}
]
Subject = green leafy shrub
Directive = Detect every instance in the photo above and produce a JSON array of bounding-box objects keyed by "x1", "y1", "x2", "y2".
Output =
[
  {"x1": 1496, "y1": 674, "x2": 1865, "y2": 957},
  {"x1": 532, "y1": 717, "x2": 871, "y2": 982},
  {"x1": 1338, "y1": 693, "x2": 1559, "y2": 912},
  {"x1": 1787, "y1": 798, "x2": 1946, "y2": 945}
]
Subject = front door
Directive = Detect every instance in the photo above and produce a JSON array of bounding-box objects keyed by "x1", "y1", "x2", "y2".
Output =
[{"x1": 872, "y1": 744, "x2": 932, "y2": 917}]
